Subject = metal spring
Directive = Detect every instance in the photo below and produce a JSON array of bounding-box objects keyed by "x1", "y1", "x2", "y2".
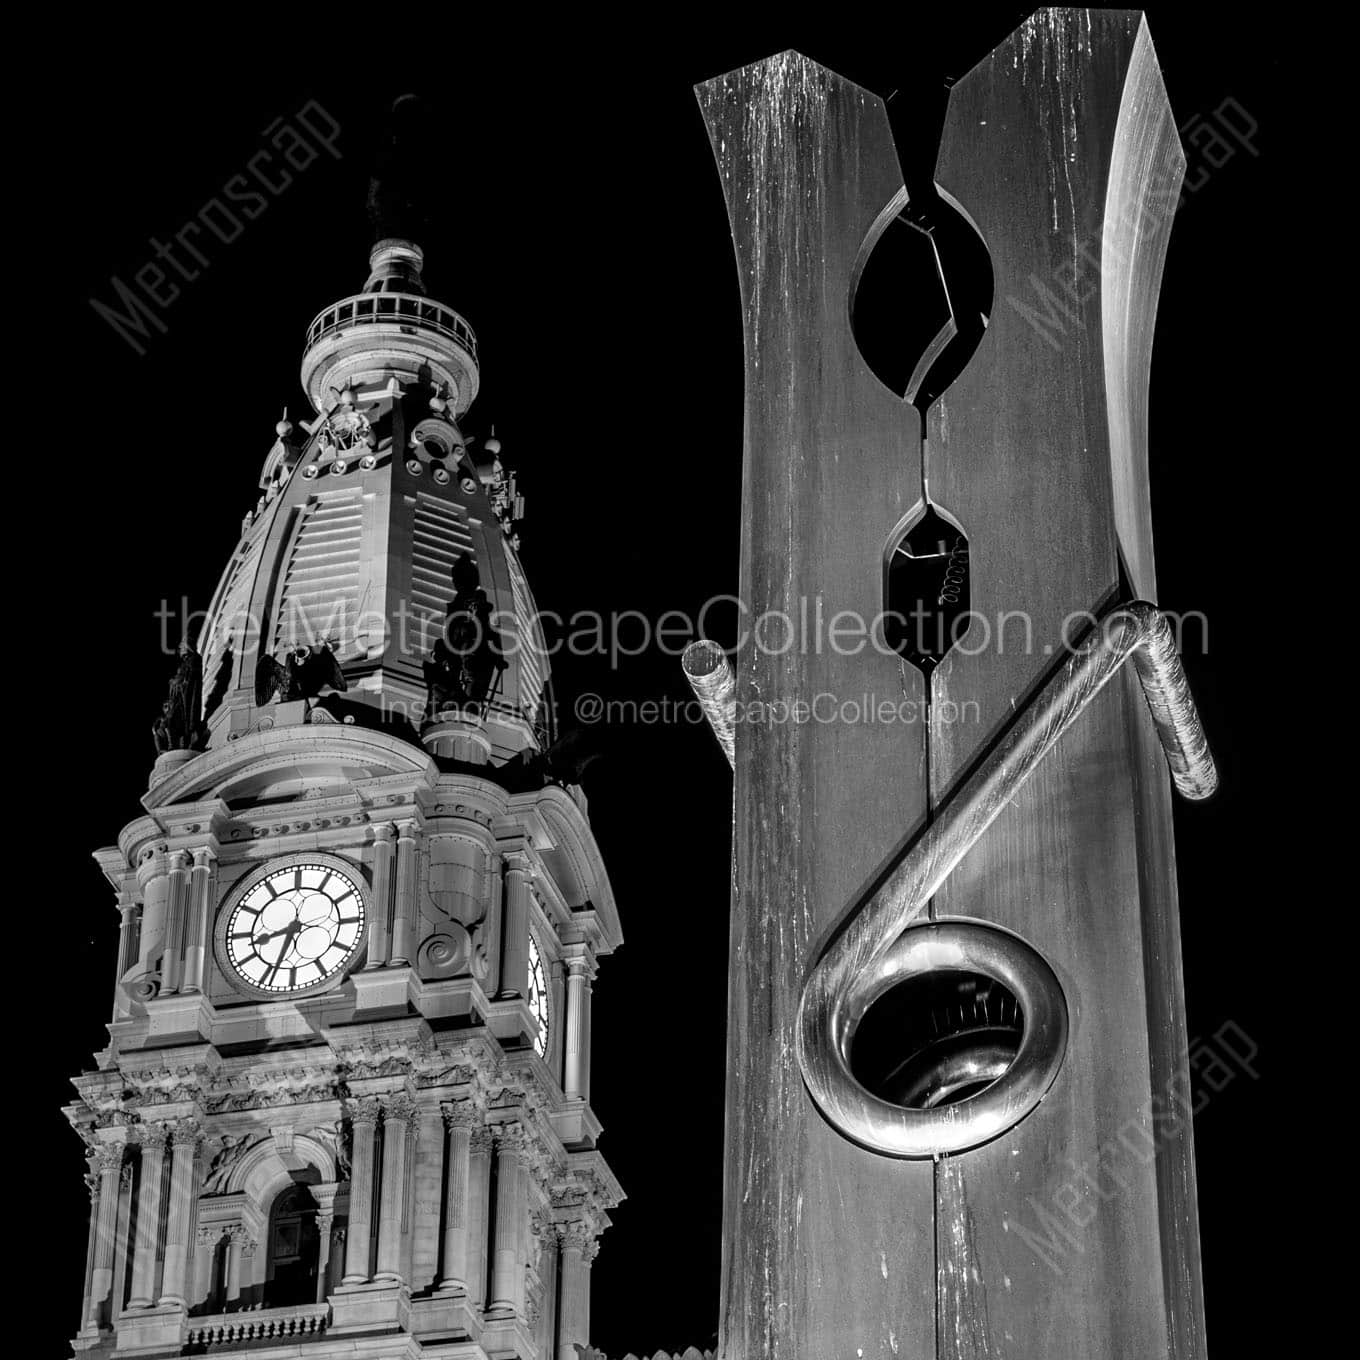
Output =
[
  {"x1": 937, "y1": 536, "x2": 969, "y2": 606},
  {"x1": 793, "y1": 602, "x2": 1218, "y2": 1157}
]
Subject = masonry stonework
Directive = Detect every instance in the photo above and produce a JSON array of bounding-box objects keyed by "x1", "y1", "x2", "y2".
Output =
[{"x1": 67, "y1": 236, "x2": 623, "y2": 1360}]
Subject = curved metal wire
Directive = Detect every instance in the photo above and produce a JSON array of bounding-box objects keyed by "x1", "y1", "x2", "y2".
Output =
[{"x1": 794, "y1": 602, "x2": 1218, "y2": 1157}]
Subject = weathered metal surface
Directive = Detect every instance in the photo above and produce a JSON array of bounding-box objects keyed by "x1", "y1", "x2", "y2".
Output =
[
  {"x1": 698, "y1": 9, "x2": 1207, "y2": 1359},
  {"x1": 925, "y1": 11, "x2": 1207, "y2": 1360},
  {"x1": 682, "y1": 640, "x2": 737, "y2": 768},
  {"x1": 695, "y1": 54, "x2": 935, "y2": 1360}
]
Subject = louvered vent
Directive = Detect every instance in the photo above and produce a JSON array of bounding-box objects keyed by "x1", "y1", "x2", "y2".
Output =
[
  {"x1": 504, "y1": 541, "x2": 547, "y2": 724},
  {"x1": 199, "y1": 526, "x2": 266, "y2": 709},
  {"x1": 410, "y1": 493, "x2": 474, "y2": 656},
  {"x1": 271, "y1": 491, "x2": 364, "y2": 656}
]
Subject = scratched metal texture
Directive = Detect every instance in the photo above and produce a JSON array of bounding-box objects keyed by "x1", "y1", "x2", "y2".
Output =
[
  {"x1": 696, "y1": 54, "x2": 934, "y2": 1360},
  {"x1": 928, "y1": 10, "x2": 1206, "y2": 1360},
  {"x1": 696, "y1": 9, "x2": 1205, "y2": 1358}
]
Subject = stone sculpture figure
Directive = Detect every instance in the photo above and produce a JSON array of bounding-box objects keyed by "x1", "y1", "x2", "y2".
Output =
[
  {"x1": 152, "y1": 640, "x2": 204, "y2": 752},
  {"x1": 423, "y1": 554, "x2": 505, "y2": 717},
  {"x1": 255, "y1": 641, "x2": 348, "y2": 706}
]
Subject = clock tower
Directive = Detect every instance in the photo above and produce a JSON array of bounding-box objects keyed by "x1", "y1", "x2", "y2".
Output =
[{"x1": 65, "y1": 231, "x2": 622, "y2": 1359}]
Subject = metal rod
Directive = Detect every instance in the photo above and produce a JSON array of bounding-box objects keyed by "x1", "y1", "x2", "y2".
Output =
[
  {"x1": 682, "y1": 640, "x2": 736, "y2": 768},
  {"x1": 796, "y1": 602, "x2": 1217, "y2": 1157}
]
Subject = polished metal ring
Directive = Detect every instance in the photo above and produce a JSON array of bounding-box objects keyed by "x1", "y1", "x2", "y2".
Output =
[{"x1": 822, "y1": 921, "x2": 1067, "y2": 1158}]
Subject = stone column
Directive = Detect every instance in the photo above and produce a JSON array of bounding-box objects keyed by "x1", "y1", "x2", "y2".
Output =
[
  {"x1": 579, "y1": 1237, "x2": 597, "y2": 1347},
  {"x1": 365, "y1": 823, "x2": 395, "y2": 968},
  {"x1": 466, "y1": 1127, "x2": 493, "y2": 1309},
  {"x1": 182, "y1": 849, "x2": 214, "y2": 993},
  {"x1": 242, "y1": 1238, "x2": 260, "y2": 1301},
  {"x1": 113, "y1": 895, "x2": 140, "y2": 1017},
  {"x1": 223, "y1": 1228, "x2": 248, "y2": 1308},
  {"x1": 499, "y1": 854, "x2": 532, "y2": 997},
  {"x1": 580, "y1": 970, "x2": 594, "y2": 1104},
  {"x1": 481, "y1": 855, "x2": 503, "y2": 996},
  {"x1": 112, "y1": 1163, "x2": 134, "y2": 1319},
  {"x1": 535, "y1": 1217, "x2": 559, "y2": 1360},
  {"x1": 548, "y1": 958, "x2": 566, "y2": 1071},
  {"x1": 438, "y1": 1102, "x2": 475, "y2": 1292},
  {"x1": 563, "y1": 956, "x2": 589, "y2": 1101},
  {"x1": 79, "y1": 1160, "x2": 99, "y2": 1333},
  {"x1": 158, "y1": 1121, "x2": 202, "y2": 1307},
  {"x1": 488, "y1": 1128, "x2": 524, "y2": 1314},
  {"x1": 514, "y1": 1158, "x2": 531, "y2": 1316},
  {"x1": 390, "y1": 821, "x2": 418, "y2": 966},
  {"x1": 328, "y1": 1227, "x2": 345, "y2": 1297},
  {"x1": 314, "y1": 1211, "x2": 334, "y2": 1302},
  {"x1": 161, "y1": 850, "x2": 191, "y2": 994},
  {"x1": 85, "y1": 1140, "x2": 125, "y2": 1330},
  {"x1": 127, "y1": 1128, "x2": 167, "y2": 1309},
  {"x1": 134, "y1": 852, "x2": 171, "y2": 996},
  {"x1": 193, "y1": 1227, "x2": 218, "y2": 1311},
  {"x1": 310, "y1": 1181, "x2": 338, "y2": 1302},
  {"x1": 342, "y1": 1098, "x2": 380, "y2": 1285},
  {"x1": 556, "y1": 1225, "x2": 591, "y2": 1360},
  {"x1": 376, "y1": 1093, "x2": 416, "y2": 1281}
]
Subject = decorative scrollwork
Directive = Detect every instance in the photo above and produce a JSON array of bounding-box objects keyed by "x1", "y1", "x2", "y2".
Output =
[
  {"x1": 417, "y1": 924, "x2": 470, "y2": 980},
  {"x1": 95, "y1": 1141, "x2": 127, "y2": 1173},
  {"x1": 382, "y1": 1092, "x2": 419, "y2": 1124},
  {"x1": 347, "y1": 1095, "x2": 382, "y2": 1125},
  {"x1": 441, "y1": 1100, "x2": 477, "y2": 1132},
  {"x1": 127, "y1": 971, "x2": 162, "y2": 1004}
]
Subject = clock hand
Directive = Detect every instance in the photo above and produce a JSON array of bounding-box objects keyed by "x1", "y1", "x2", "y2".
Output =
[{"x1": 254, "y1": 919, "x2": 303, "y2": 948}]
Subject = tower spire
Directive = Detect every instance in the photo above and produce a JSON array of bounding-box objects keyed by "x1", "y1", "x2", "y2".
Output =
[{"x1": 366, "y1": 93, "x2": 439, "y2": 247}]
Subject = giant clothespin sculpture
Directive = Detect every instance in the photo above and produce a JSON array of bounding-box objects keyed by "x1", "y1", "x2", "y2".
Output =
[{"x1": 691, "y1": 10, "x2": 1215, "y2": 1358}]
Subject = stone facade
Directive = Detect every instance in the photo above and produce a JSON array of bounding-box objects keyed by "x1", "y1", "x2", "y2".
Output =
[{"x1": 67, "y1": 239, "x2": 623, "y2": 1358}]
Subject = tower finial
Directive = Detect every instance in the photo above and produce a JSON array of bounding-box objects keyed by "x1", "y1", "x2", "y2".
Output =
[{"x1": 366, "y1": 93, "x2": 437, "y2": 246}]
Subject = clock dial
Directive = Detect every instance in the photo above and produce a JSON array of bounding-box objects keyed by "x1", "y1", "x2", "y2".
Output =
[
  {"x1": 223, "y1": 859, "x2": 365, "y2": 996},
  {"x1": 527, "y1": 934, "x2": 550, "y2": 1058}
]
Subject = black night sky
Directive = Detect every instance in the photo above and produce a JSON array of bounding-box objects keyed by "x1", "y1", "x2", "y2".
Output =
[{"x1": 31, "y1": 10, "x2": 1296, "y2": 1357}]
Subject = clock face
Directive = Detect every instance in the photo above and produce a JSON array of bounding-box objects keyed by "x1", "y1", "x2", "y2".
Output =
[
  {"x1": 527, "y1": 934, "x2": 550, "y2": 1058},
  {"x1": 221, "y1": 858, "x2": 366, "y2": 997}
]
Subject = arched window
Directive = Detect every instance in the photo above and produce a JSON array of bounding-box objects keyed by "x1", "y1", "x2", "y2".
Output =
[{"x1": 264, "y1": 1180, "x2": 320, "y2": 1307}]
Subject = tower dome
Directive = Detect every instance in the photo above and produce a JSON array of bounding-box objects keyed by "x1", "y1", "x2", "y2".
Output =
[{"x1": 196, "y1": 239, "x2": 548, "y2": 769}]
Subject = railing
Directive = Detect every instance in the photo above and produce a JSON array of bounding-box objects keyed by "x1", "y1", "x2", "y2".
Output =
[
  {"x1": 185, "y1": 1302, "x2": 329, "y2": 1346},
  {"x1": 304, "y1": 291, "x2": 478, "y2": 361},
  {"x1": 574, "y1": 1350, "x2": 716, "y2": 1360}
]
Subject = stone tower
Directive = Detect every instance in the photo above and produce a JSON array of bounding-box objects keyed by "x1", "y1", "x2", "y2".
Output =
[{"x1": 66, "y1": 234, "x2": 622, "y2": 1359}]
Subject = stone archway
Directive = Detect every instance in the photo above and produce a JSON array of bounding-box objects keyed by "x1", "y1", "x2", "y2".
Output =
[{"x1": 198, "y1": 1130, "x2": 343, "y2": 1311}]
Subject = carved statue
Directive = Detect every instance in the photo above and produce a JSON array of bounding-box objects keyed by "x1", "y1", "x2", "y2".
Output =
[
  {"x1": 152, "y1": 640, "x2": 205, "y2": 753},
  {"x1": 423, "y1": 554, "x2": 505, "y2": 718},
  {"x1": 255, "y1": 640, "x2": 348, "y2": 706},
  {"x1": 203, "y1": 1133, "x2": 255, "y2": 1192},
  {"x1": 501, "y1": 726, "x2": 601, "y2": 793}
]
